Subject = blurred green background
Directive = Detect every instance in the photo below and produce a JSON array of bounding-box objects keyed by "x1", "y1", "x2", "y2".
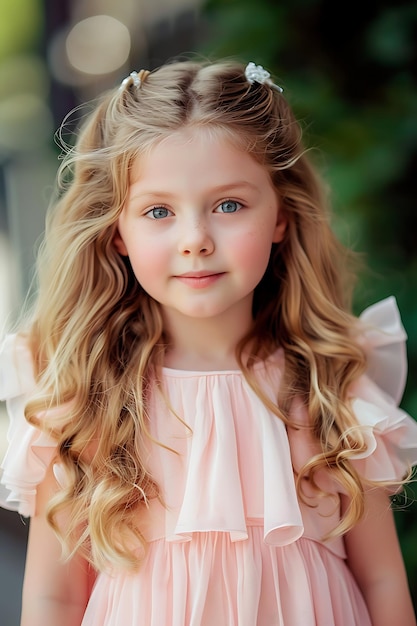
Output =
[{"x1": 0, "y1": 0, "x2": 416, "y2": 620}]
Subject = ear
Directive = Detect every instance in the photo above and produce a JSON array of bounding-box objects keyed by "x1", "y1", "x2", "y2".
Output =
[
  {"x1": 113, "y1": 229, "x2": 129, "y2": 256},
  {"x1": 272, "y1": 208, "x2": 287, "y2": 243}
]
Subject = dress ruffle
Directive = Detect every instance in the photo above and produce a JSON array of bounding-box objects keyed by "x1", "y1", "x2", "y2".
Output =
[
  {"x1": 143, "y1": 354, "x2": 304, "y2": 548},
  {"x1": 358, "y1": 295, "x2": 407, "y2": 403},
  {"x1": 0, "y1": 334, "x2": 57, "y2": 516},
  {"x1": 350, "y1": 296, "x2": 417, "y2": 482}
]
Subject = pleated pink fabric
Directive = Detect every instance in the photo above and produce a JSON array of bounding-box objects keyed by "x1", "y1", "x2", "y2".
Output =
[{"x1": 1, "y1": 297, "x2": 417, "y2": 625}]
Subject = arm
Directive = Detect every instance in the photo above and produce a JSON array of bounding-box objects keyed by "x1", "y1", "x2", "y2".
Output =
[
  {"x1": 20, "y1": 462, "x2": 94, "y2": 626},
  {"x1": 343, "y1": 487, "x2": 416, "y2": 626}
]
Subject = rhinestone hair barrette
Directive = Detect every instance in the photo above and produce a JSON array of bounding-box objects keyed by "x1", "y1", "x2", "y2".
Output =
[
  {"x1": 119, "y1": 69, "x2": 150, "y2": 92},
  {"x1": 245, "y1": 62, "x2": 283, "y2": 93}
]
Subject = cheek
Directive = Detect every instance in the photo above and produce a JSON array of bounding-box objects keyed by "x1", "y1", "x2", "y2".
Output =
[
  {"x1": 230, "y1": 228, "x2": 273, "y2": 274},
  {"x1": 125, "y1": 239, "x2": 168, "y2": 289}
]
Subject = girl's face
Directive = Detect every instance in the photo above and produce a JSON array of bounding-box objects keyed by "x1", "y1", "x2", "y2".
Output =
[{"x1": 115, "y1": 127, "x2": 286, "y2": 330}]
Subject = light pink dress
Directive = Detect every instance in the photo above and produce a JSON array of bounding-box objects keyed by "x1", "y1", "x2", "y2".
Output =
[{"x1": 1, "y1": 297, "x2": 417, "y2": 626}]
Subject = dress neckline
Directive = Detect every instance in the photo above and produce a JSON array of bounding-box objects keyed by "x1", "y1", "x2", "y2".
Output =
[{"x1": 161, "y1": 348, "x2": 284, "y2": 377}]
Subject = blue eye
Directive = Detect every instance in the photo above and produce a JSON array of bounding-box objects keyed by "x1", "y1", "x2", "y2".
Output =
[
  {"x1": 147, "y1": 207, "x2": 171, "y2": 219},
  {"x1": 217, "y1": 200, "x2": 242, "y2": 213}
]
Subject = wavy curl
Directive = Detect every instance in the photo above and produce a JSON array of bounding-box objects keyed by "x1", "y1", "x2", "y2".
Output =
[{"x1": 21, "y1": 59, "x2": 404, "y2": 570}]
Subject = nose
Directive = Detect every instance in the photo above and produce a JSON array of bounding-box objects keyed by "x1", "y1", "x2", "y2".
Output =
[{"x1": 178, "y1": 220, "x2": 214, "y2": 256}]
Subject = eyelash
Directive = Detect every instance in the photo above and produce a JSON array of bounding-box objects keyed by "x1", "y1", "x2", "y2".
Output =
[
  {"x1": 215, "y1": 200, "x2": 243, "y2": 213},
  {"x1": 145, "y1": 206, "x2": 172, "y2": 220},
  {"x1": 144, "y1": 199, "x2": 244, "y2": 219}
]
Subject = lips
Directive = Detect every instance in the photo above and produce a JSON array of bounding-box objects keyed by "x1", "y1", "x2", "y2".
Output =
[
  {"x1": 174, "y1": 271, "x2": 225, "y2": 288},
  {"x1": 178, "y1": 270, "x2": 220, "y2": 278}
]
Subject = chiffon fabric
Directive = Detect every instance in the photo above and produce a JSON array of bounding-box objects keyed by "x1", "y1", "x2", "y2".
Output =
[{"x1": 1, "y1": 296, "x2": 417, "y2": 626}]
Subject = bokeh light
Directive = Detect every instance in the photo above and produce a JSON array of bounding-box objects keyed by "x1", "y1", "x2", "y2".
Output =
[{"x1": 65, "y1": 15, "x2": 131, "y2": 75}]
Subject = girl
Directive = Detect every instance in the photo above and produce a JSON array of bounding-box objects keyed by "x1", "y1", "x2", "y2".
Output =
[{"x1": 0, "y1": 59, "x2": 416, "y2": 626}]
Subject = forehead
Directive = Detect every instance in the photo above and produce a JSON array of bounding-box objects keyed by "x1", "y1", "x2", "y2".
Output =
[{"x1": 128, "y1": 126, "x2": 270, "y2": 189}]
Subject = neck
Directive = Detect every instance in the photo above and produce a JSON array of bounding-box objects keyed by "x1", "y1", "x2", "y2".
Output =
[{"x1": 162, "y1": 307, "x2": 253, "y2": 371}]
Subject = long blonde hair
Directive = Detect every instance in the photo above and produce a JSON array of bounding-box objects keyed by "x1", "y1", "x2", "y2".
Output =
[{"x1": 23, "y1": 59, "x2": 383, "y2": 570}]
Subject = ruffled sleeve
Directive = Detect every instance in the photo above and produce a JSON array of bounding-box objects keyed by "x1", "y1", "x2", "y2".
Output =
[
  {"x1": 0, "y1": 334, "x2": 57, "y2": 517},
  {"x1": 285, "y1": 296, "x2": 417, "y2": 557},
  {"x1": 347, "y1": 296, "x2": 417, "y2": 484}
]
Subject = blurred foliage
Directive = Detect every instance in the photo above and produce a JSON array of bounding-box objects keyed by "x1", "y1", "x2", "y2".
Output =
[
  {"x1": 198, "y1": 0, "x2": 417, "y2": 607},
  {"x1": 0, "y1": 0, "x2": 50, "y2": 156},
  {"x1": 0, "y1": 0, "x2": 42, "y2": 60}
]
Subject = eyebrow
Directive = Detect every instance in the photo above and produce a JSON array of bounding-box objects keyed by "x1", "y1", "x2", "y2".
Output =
[
  {"x1": 211, "y1": 181, "x2": 260, "y2": 193},
  {"x1": 129, "y1": 181, "x2": 260, "y2": 201}
]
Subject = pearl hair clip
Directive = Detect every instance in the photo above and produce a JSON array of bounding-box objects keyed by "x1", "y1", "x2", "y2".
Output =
[
  {"x1": 119, "y1": 69, "x2": 150, "y2": 92},
  {"x1": 245, "y1": 62, "x2": 283, "y2": 93}
]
